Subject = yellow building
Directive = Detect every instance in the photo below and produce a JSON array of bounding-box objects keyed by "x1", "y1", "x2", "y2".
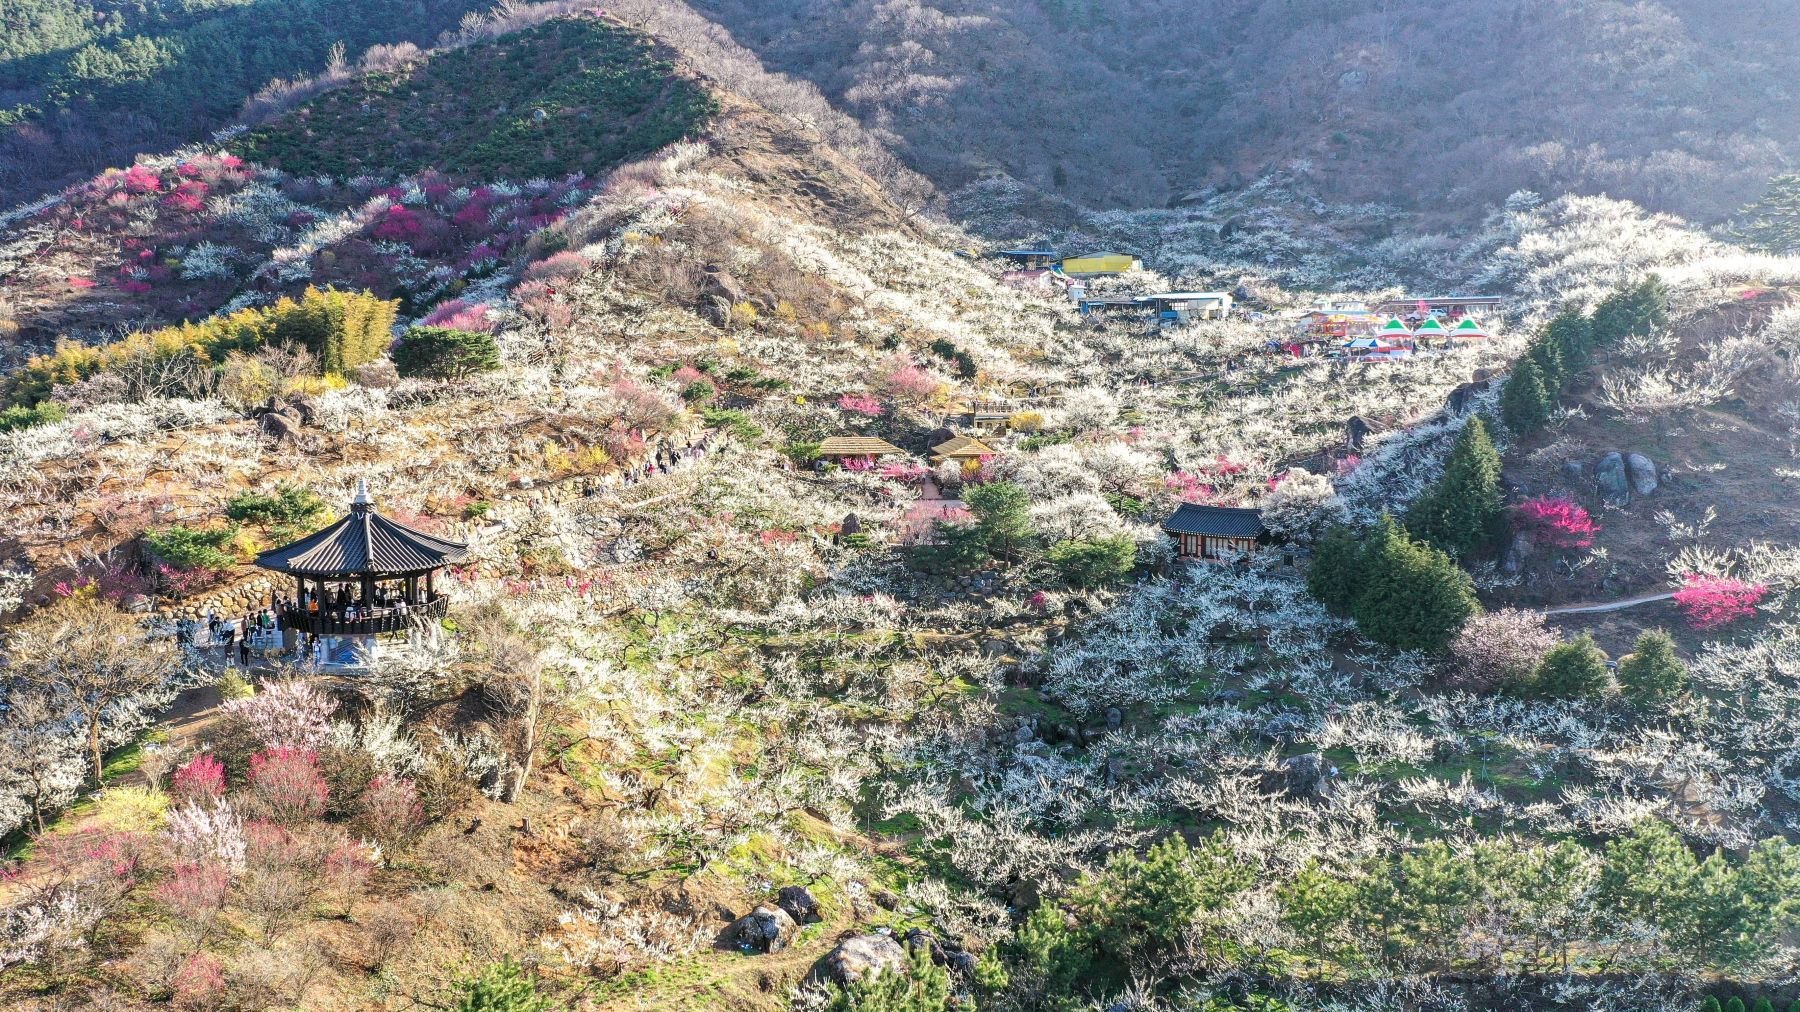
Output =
[{"x1": 1061, "y1": 251, "x2": 1141, "y2": 276}]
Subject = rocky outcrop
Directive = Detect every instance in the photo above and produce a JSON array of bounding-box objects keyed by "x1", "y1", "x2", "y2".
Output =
[
  {"x1": 721, "y1": 903, "x2": 797, "y2": 954},
  {"x1": 776, "y1": 885, "x2": 821, "y2": 925},
  {"x1": 1446, "y1": 379, "x2": 1492, "y2": 416},
  {"x1": 1273, "y1": 752, "x2": 1330, "y2": 800},
  {"x1": 815, "y1": 933, "x2": 907, "y2": 986},
  {"x1": 1345, "y1": 415, "x2": 1376, "y2": 452},
  {"x1": 1626, "y1": 453, "x2": 1658, "y2": 496},
  {"x1": 1595, "y1": 452, "x2": 1630, "y2": 506}
]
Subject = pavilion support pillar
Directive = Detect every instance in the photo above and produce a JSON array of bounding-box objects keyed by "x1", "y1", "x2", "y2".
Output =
[{"x1": 426, "y1": 570, "x2": 435, "y2": 602}]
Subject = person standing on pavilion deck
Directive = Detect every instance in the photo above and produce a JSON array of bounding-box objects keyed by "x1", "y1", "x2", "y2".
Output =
[{"x1": 253, "y1": 479, "x2": 469, "y2": 666}]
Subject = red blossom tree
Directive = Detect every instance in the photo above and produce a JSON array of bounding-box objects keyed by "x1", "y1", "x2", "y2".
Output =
[
  {"x1": 171, "y1": 754, "x2": 226, "y2": 807},
  {"x1": 356, "y1": 774, "x2": 423, "y2": 847},
  {"x1": 171, "y1": 951, "x2": 226, "y2": 1011},
  {"x1": 837, "y1": 393, "x2": 886, "y2": 417},
  {"x1": 1513, "y1": 496, "x2": 1600, "y2": 548},
  {"x1": 245, "y1": 747, "x2": 329, "y2": 824},
  {"x1": 1673, "y1": 573, "x2": 1767, "y2": 630}
]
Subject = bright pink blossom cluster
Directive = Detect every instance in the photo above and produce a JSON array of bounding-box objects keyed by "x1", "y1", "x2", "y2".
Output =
[
  {"x1": 1514, "y1": 496, "x2": 1600, "y2": 548},
  {"x1": 837, "y1": 393, "x2": 885, "y2": 417},
  {"x1": 1673, "y1": 573, "x2": 1767, "y2": 630}
]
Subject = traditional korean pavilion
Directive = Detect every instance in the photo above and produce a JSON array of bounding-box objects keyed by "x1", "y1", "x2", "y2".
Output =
[{"x1": 254, "y1": 480, "x2": 468, "y2": 642}]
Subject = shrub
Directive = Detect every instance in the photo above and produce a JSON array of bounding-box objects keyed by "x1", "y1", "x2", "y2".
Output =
[
  {"x1": 1617, "y1": 629, "x2": 1689, "y2": 705},
  {"x1": 1673, "y1": 574, "x2": 1767, "y2": 630},
  {"x1": 1447, "y1": 608, "x2": 1557, "y2": 694},
  {"x1": 1514, "y1": 496, "x2": 1599, "y2": 548},
  {"x1": 1048, "y1": 536, "x2": 1137, "y2": 588},
  {"x1": 225, "y1": 486, "x2": 325, "y2": 528},
  {"x1": 144, "y1": 525, "x2": 239, "y2": 572},
  {"x1": 698, "y1": 407, "x2": 762, "y2": 444},
  {"x1": 171, "y1": 754, "x2": 227, "y2": 807},
  {"x1": 392, "y1": 327, "x2": 501, "y2": 381},
  {"x1": 246, "y1": 748, "x2": 330, "y2": 824},
  {"x1": 520, "y1": 252, "x2": 590, "y2": 282},
  {"x1": 157, "y1": 861, "x2": 230, "y2": 935},
  {"x1": 0, "y1": 401, "x2": 68, "y2": 432},
  {"x1": 1008, "y1": 410, "x2": 1045, "y2": 433},
  {"x1": 679, "y1": 378, "x2": 716, "y2": 404},
  {"x1": 453, "y1": 957, "x2": 549, "y2": 1012},
  {"x1": 1527, "y1": 635, "x2": 1610, "y2": 699},
  {"x1": 163, "y1": 800, "x2": 247, "y2": 873}
]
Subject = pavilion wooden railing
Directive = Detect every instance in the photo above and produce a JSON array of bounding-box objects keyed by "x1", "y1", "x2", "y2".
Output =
[{"x1": 280, "y1": 595, "x2": 449, "y2": 636}]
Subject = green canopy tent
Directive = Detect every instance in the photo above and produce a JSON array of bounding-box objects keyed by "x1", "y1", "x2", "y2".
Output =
[
  {"x1": 1449, "y1": 317, "x2": 1488, "y2": 341},
  {"x1": 1412, "y1": 316, "x2": 1450, "y2": 344}
]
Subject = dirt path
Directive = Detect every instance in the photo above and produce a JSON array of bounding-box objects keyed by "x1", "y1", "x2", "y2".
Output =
[{"x1": 1542, "y1": 591, "x2": 1676, "y2": 616}]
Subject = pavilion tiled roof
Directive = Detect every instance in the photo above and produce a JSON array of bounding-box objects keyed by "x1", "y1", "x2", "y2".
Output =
[
  {"x1": 816, "y1": 436, "x2": 905, "y2": 457},
  {"x1": 254, "y1": 482, "x2": 468, "y2": 577},
  {"x1": 1161, "y1": 504, "x2": 1265, "y2": 539}
]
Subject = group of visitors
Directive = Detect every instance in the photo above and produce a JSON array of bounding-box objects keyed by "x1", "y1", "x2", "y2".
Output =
[
  {"x1": 175, "y1": 606, "x2": 282, "y2": 664},
  {"x1": 580, "y1": 429, "x2": 721, "y2": 495},
  {"x1": 292, "y1": 586, "x2": 426, "y2": 623}
]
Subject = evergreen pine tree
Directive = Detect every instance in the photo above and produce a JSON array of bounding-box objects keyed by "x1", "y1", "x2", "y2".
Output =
[
  {"x1": 1699, "y1": 1000, "x2": 1723, "y2": 1012},
  {"x1": 1530, "y1": 635, "x2": 1610, "y2": 699},
  {"x1": 1408, "y1": 417, "x2": 1504, "y2": 558},
  {"x1": 1617, "y1": 629, "x2": 1689, "y2": 707},
  {"x1": 1350, "y1": 515, "x2": 1480, "y2": 652},
  {"x1": 1526, "y1": 337, "x2": 1565, "y2": 395},
  {"x1": 453, "y1": 958, "x2": 549, "y2": 1012},
  {"x1": 1589, "y1": 285, "x2": 1636, "y2": 347},
  {"x1": 1501, "y1": 359, "x2": 1553, "y2": 435},
  {"x1": 1545, "y1": 304, "x2": 1592, "y2": 368},
  {"x1": 1725, "y1": 998, "x2": 1746, "y2": 1012},
  {"x1": 1751, "y1": 998, "x2": 1774, "y2": 1012},
  {"x1": 1306, "y1": 524, "x2": 1365, "y2": 615},
  {"x1": 1633, "y1": 274, "x2": 1670, "y2": 334},
  {"x1": 1732, "y1": 173, "x2": 1800, "y2": 254}
]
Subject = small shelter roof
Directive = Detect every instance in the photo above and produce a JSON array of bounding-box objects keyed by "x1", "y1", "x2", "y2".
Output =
[
  {"x1": 255, "y1": 481, "x2": 468, "y2": 578},
  {"x1": 1377, "y1": 317, "x2": 1412, "y2": 337},
  {"x1": 1161, "y1": 504, "x2": 1266, "y2": 539},
  {"x1": 1451, "y1": 318, "x2": 1488, "y2": 337},
  {"x1": 931, "y1": 435, "x2": 998, "y2": 459},
  {"x1": 816, "y1": 436, "x2": 905, "y2": 458},
  {"x1": 1413, "y1": 317, "x2": 1449, "y2": 336}
]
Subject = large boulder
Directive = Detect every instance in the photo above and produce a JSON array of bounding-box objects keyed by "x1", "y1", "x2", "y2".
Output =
[
  {"x1": 1276, "y1": 752, "x2": 1329, "y2": 800},
  {"x1": 257, "y1": 410, "x2": 302, "y2": 442},
  {"x1": 815, "y1": 933, "x2": 907, "y2": 986},
  {"x1": 776, "y1": 885, "x2": 821, "y2": 925},
  {"x1": 721, "y1": 903, "x2": 797, "y2": 954},
  {"x1": 1345, "y1": 415, "x2": 1375, "y2": 452},
  {"x1": 1626, "y1": 453, "x2": 1659, "y2": 496},
  {"x1": 1446, "y1": 379, "x2": 1492, "y2": 416},
  {"x1": 1595, "y1": 452, "x2": 1630, "y2": 506}
]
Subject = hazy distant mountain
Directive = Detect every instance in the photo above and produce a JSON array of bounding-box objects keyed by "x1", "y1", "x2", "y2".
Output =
[{"x1": 689, "y1": 0, "x2": 1800, "y2": 221}]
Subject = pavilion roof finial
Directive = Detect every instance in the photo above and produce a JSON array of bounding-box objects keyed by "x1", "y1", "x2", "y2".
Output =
[{"x1": 352, "y1": 478, "x2": 373, "y2": 511}]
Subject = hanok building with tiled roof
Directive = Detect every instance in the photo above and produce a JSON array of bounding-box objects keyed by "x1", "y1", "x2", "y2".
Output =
[
  {"x1": 255, "y1": 480, "x2": 467, "y2": 662},
  {"x1": 816, "y1": 436, "x2": 906, "y2": 461},
  {"x1": 1161, "y1": 503, "x2": 1266, "y2": 561}
]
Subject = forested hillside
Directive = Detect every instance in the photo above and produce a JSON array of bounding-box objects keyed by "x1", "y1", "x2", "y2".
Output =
[
  {"x1": 0, "y1": 0, "x2": 490, "y2": 204},
  {"x1": 690, "y1": 0, "x2": 1800, "y2": 221}
]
